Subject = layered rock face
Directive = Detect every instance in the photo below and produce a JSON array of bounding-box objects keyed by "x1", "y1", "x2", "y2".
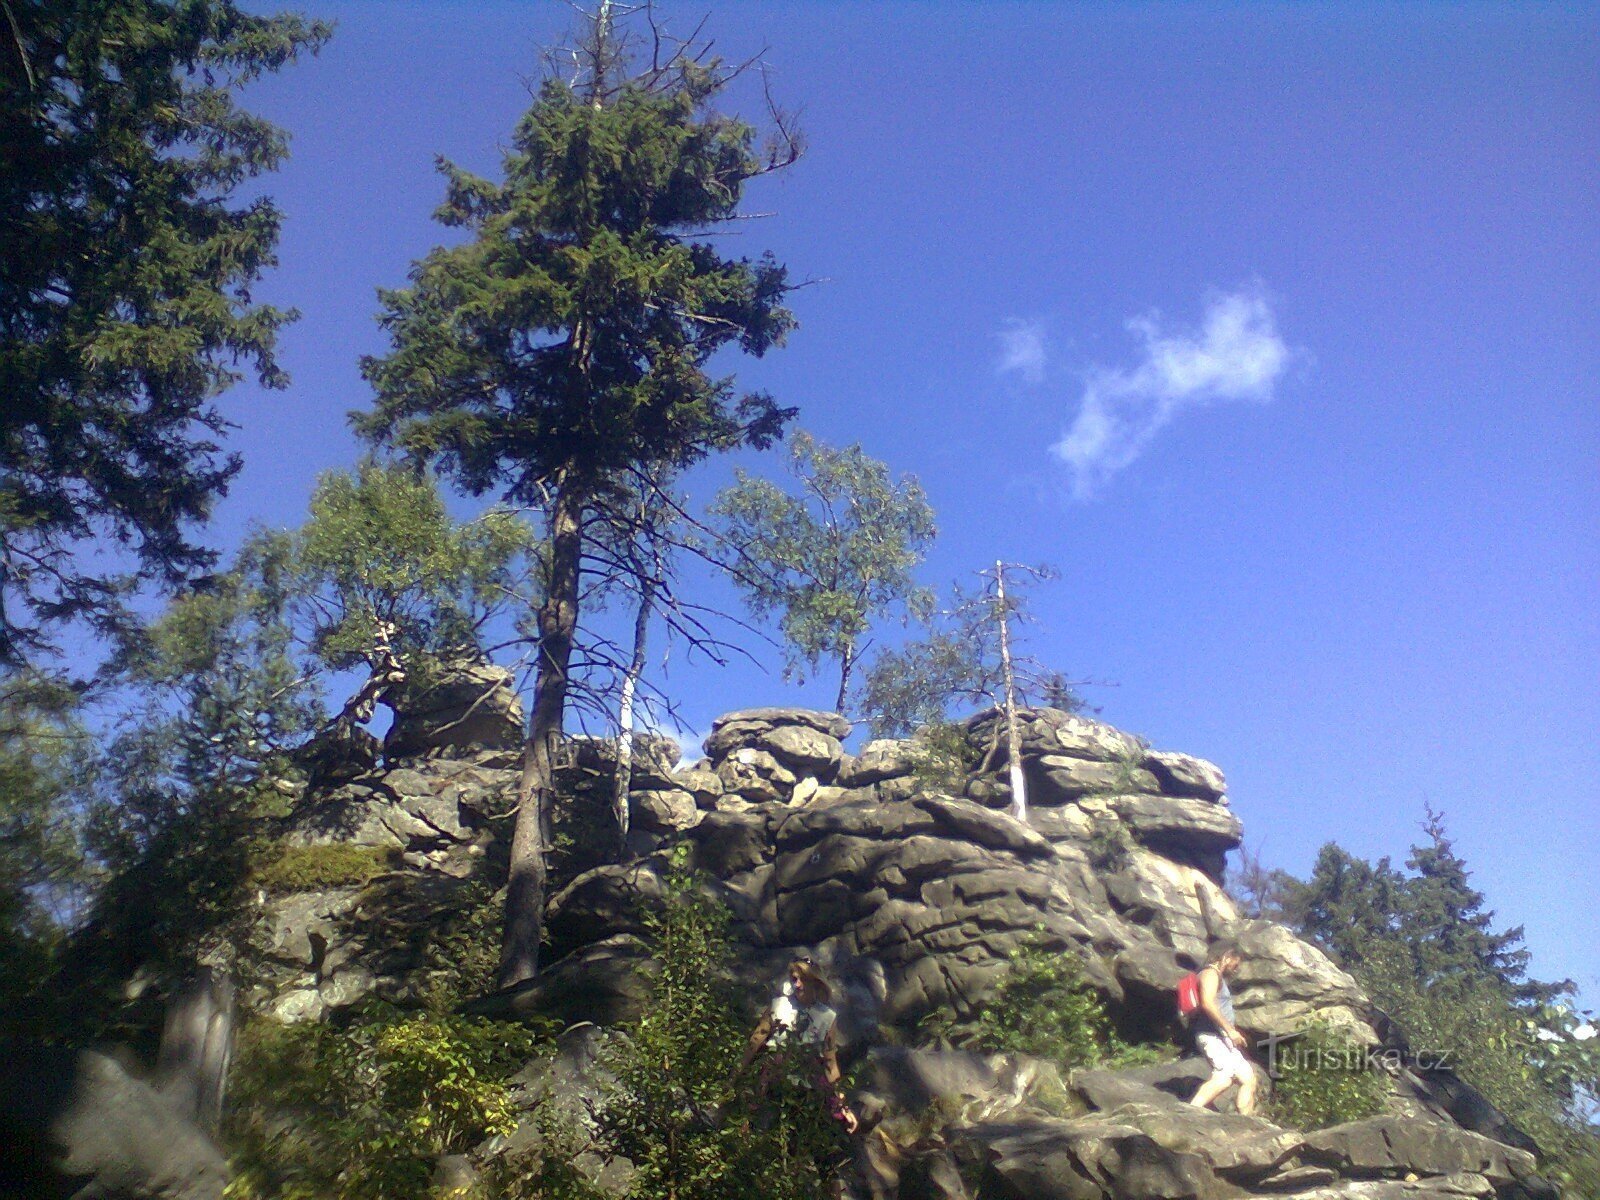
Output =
[
  {"x1": 499, "y1": 705, "x2": 1366, "y2": 1049},
  {"x1": 239, "y1": 694, "x2": 1550, "y2": 1199}
]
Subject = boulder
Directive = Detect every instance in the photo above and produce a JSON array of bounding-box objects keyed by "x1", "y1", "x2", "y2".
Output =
[
  {"x1": 966, "y1": 708, "x2": 1145, "y2": 764},
  {"x1": 1142, "y1": 751, "x2": 1227, "y2": 801},
  {"x1": 384, "y1": 658, "x2": 524, "y2": 759},
  {"x1": 1030, "y1": 756, "x2": 1160, "y2": 804},
  {"x1": 1299, "y1": 1117, "x2": 1547, "y2": 1194},
  {"x1": 1105, "y1": 795, "x2": 1243, "y2": 876},
  {"x1": 838, "y1": 739, "x2": 920, "y2": 788},
  {"x1": 955, "y1": 1114, "x2": 1222, "y2": 1200},
  {"x1": 707, "y1": 706, "x2": 851, "y2": 742},
  {"x1": 754, "y1": 723, "x2": 845, "y2": 776},
  {"x1": 1230, "y1": 922, "x2": 1372, "y2": 1039},
  {"x1": 629, "y1": 788, "x2": 700, "y2": 834},
  {"x1": 674, "y1": 765, "x2": 725, "y2": 808},
  {"x1": 714, "y1": 748, "x2": 797, "y2": 803},
  {"x1": 858, "y1": 1046, "x2": 1069, "y2": 1127},
  {"x1": 0, "y1": 1043, "x2": 229, "y2": 1200},
  {"x1": 496, "y1": 1024, "x2": 637, "y2": 1195}
]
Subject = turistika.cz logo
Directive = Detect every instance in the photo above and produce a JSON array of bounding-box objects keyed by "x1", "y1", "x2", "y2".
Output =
[{"x1": 1256, "y1": 1030, "x2": 1452, "y2": 1080}]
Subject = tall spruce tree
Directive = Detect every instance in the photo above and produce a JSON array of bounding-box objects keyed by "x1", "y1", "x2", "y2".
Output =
[
  {"x1": 0, "y1": 0, "x2": 329, "y2": 665},
  {"x1": 358, "y1": 9, "x2": 799, "y2": 987},
  {"x1": 1278, "y1": 819, "x2": 1598, "y2": 1191},
  {"x1": 1284, "y1": 842, "x2": 1409, "y2": 972},
  {"x1": 1401, "y1": 806, "x2": 1564, "y2": 1006}
]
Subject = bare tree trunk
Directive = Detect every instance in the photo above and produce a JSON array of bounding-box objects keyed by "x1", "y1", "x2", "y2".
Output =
[
  {"x1": 498, "y1": 483, "x2": 583, "y2": 990},
  {"x1": 994, "y1": 561, "x2": 1028, "y2": 822},
  {"x1": 613, "y1": 573, "x2": 654, "y2": 856},
  {"x1": 834, "y1": 639, "x2": 855, "y2": 715},
  {"x1": 155, "y1": 968, "x2": 234, "y2": 1134}
]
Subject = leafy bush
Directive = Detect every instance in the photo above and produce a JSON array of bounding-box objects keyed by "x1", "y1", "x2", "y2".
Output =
[
  {"x1": 590, "y1": 852, "x2": 853, "y2": 1200},
  {"x1": 252, "y1": 843, "x2": 396, "y2": 894},
  {"x1": 923, "y1": 936, "x2": 1152, "y2": 1069},
  {"x1": 1354, "y1": 944, "x2": 1600, "y2": 1193},
  {"x1": 907, "y1": 720, "x2": 982, "y2": 793},
  {"x1": 225, "y1": 1005, "x2": 545, "y2": 1200},
  {"x1": 1264, "y1": 1021, "x2": 1387, "y2": 1131}
]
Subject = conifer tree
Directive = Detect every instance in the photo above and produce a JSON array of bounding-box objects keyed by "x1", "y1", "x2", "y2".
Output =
[
  {"x1": 0, "y1": 0, "x2": 329, "y2": 664},
  {"x1": 1400, "y1": 806, "x2": 1563, "y2": 1005},
  {"x1": 358, "y1": 8, "x2": 800, "y2": 987}
]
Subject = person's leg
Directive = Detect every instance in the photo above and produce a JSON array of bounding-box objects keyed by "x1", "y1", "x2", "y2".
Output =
[
  {"x1": 1234, "y1": 1064, "x2": 1258, "y2": 1115},
  {"x1": 1189, "y1": 1033, "x2": 1234, "y2": 1110},
  {"x1": 1189, "y1": 1069, "x2": 1230, "y2": 1109}
]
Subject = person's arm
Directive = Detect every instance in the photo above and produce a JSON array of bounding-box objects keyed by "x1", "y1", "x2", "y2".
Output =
[
  {"x1": 1198, "y1": 967, "x2": 1248, "y2": 1049},
  {"x1": 821, "y1": 1024, "x2": 858, "y2": 1133}
]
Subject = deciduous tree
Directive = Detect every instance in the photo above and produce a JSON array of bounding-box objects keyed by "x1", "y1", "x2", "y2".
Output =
[{"x1": 711, "y1": 430, "x2": 935, "y2": 712}]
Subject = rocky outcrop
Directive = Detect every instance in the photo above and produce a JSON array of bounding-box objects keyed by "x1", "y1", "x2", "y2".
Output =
[
  {"x1": 384, "y1": 656, "x2": 525, "y2": 759},
  {"x1": 850, "y1": 1050, "x2": 1553, "y2": 1200},
  {"x1": 233, "y1": 701, "x2": 1552, "y2": 1199},
  {"x1": 480, "y1": 706, "x2": 1364, "y2": 1048}
]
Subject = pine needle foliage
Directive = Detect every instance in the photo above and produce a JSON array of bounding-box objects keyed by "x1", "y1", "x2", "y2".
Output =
[
  {"x1": 357, "y1": 6, "x2": 802, "y2": 988},
  {"x1": 0, "y1": 0, "x2": 329, "y2": 663}
]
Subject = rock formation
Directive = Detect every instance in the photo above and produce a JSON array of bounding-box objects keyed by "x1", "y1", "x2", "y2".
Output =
[{"x1": 227, "y1": 689, "x2": 1553, "y2": 1199}]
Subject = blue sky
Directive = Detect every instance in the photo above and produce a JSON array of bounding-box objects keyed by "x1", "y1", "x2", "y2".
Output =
[{"x1": 217, "y1": 2, "x2": 1597, "y2": 996}]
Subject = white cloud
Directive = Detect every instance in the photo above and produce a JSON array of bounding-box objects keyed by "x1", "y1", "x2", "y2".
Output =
[
  {"x1": 1050, "y1": 287, "x2": 1291, "y2": 499},
  {"x1": 997, "y1": 318, "x2": 1048, "y2": 384}
]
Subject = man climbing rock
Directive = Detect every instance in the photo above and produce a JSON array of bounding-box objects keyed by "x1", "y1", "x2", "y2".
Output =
[{"x1": 1186, "y1": 941, "x2": 1259, "y2": 1114}]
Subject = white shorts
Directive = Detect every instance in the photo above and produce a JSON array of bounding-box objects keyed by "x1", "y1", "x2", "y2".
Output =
[{"x1": 1196, "y1": 1031, "x2": 1252, "y2": 1083}]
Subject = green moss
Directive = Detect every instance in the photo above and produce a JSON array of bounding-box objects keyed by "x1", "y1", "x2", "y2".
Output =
[{"x1": 253, "y1": 843, "x2": 397, "y2": 894}]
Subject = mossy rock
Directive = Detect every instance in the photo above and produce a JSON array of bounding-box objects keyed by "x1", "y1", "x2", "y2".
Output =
[{"x1": 254, "y1": 843, "x2": 398, "y2": 894}]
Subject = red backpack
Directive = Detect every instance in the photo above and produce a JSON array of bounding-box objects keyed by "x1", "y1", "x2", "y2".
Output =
[{"x1": 1176, "y1": 971, "x2": 1202, "y2": 1022}]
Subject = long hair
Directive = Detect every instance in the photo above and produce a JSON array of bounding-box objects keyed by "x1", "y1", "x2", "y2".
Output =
[
  {"x1": 789, "y1": 957, "x2": 832, "y2": 1003},
  {"x1": 1207, "y1": 940, "x2": 1241, "y2": 966}
]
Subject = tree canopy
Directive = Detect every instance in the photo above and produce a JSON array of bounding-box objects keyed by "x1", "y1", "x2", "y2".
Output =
[
  {"x1": 860, "y1": 566, "x2": 1078, "y2": 739},
  {"x1": 1275, "y1": 815, "x2": 1598, "y2": 1191},
  {"x1": 0, "y1": 0, "x2": 330, "y2": 666},
  {"x1": 711, "y1": 430, "x2": 936, "y2": 712}
]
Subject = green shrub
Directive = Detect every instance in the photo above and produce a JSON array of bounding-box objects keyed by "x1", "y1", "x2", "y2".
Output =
[
  {"x1": 1264, "y1": 1021, "x2": 1387, "y2": 1131},
  {"x1": 923, "y1": 936, "x2": 1153, "y2": 1069},
  {"x1": 909, "y1": 720, "x2": 982, "y2": 793},
  {"x1": 225, "y1": 1005, "x2": 545, "y2": 1200},
  {"x1": 477, "y1": 1108, "x2": 611, "y2": 1200},
  {"x1": 252, "y1": 843, "x2": 396, "y2": 894},
  {"x1": 413, "y1": 876, "x2": 504, "y2": 1012},
  {"x1": 1353, "y1": 947, "x2": 1600, "y2": 1192},
  {"x1": 591, "y1": 850, "x2": 853, "y2": 1200}
]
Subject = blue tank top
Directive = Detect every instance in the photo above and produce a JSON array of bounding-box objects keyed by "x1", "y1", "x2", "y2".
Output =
[{"x1": 1196, "y1": 971, "x2": 1234, "y2": 1035}]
